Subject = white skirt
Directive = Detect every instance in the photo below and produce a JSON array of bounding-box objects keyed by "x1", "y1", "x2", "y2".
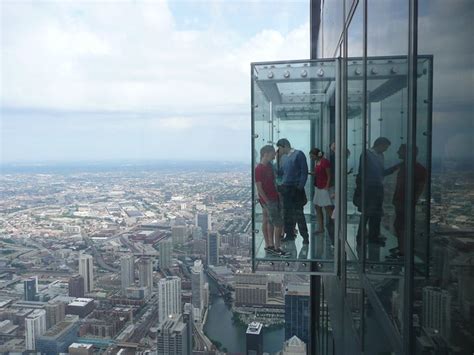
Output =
[{"x1": 313, "y1": 187, "x2": 334, "y2": 207}]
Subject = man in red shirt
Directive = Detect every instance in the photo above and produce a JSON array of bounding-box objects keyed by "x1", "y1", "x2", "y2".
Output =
[
  {"x1": 255, "y1": 145, "x2": 287, "y2": 257},
  {"x1": 390, "y1": 144, "x2": 427, "y2": 258}
]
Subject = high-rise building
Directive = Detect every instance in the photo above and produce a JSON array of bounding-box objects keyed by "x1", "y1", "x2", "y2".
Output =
[
  {"x1": 121, "y1": 255, "x2": 135, "y2": 293},
  {"x1": 24, "y1": 277, "x2": 37, "y2": 301},
  {"x1": 36, "y1": 315, "x2": 79, "y2": 354},
  {"x1": 281, "y1": 335, "x2": 307, "y2": 355},
  {"x1": 207, "y1": 232, "x2": 219, "y2": 266},
  {"x1": 157, "y1": 276, "x2": 181, "y2": 325},
  {"x1": 235, "y1": 272, "x2": 268, "y2": 306},
  {"x1": 66, "y1": 298, "x2": 95, "y2": 318},
  {"x1": 45, "y1": 301, "x2": 65, "y2": 329},
  {"x1": 25, "y1": 309, "x2": 47, "y2": 351},
  {"x1": 172, "y1": 225, "x2": 187, "y2": 245},
  {"x1": 138, "y1": 257, "x2": 153, "y2": 295},
  {"x1": 284, "y1": 283, "x2": 310, "y2": 345},
  {"x1": 196, "y1": 213, "x2": 211, "y2": 236},
  {"x1": 203, "y1": 282, "x2": 210, "y2": 309},
  {"x1": 190, "y1": 259, "x2": 204, "y2": 313},
  {"x1": 182, "y1": 303, "x2": 193, "y2": 354},
  {"x1": 68, "y1": 275, "x2": 85, "y2": 298},
  {"x1": 422, "y1": 286, "x2": 451, "y2": 341},
  {"x1": 191, "y1": 226, "x2": 202, "y2": 240},
  {"x1": 78, "y1": 254, "x2": 94, "y2": 293},
  {"x1": 159, "y1": 239, "x2": 173, "y2": 270},
  {"x1": 246, "y1": 321, "x2": 263, "y2": 355},
  {"x1": 249, "y1": 1, "x2": 473, "y2": 353},
  {"x1": 156, "y1": 313, "x2": 191, "y2": 355}
]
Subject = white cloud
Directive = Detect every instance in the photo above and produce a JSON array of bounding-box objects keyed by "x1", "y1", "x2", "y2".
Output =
[{"x1": 1, "y1": 0, "x2": 309, "y2": 116}]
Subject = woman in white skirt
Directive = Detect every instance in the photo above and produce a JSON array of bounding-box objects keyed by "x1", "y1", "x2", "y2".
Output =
[{"x1": 309, "y1": 148, "x2": 334, "y2": 233}]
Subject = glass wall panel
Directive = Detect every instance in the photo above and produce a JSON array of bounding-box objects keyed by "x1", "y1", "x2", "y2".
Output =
[
  {"x1": 345, "y1": 3, "x2": 363, "y2": 258},
  {"x1": 414, "y1": 1, "x2": 474, "y2": 353},
  {"x1": 346, "y1": 247, "x2": 363, "y2": 337},
  {"x1": 363, "y1": 293, "x2": 399, "y2": 354},
  {"x1": 364, "y1": 0, "x2": 409, "y2": 343},
  {"x1": 251, "y1": 60, "x2": 338, "y2": 273},
  {"x1": 320, "y1": 0, "x2": 344, "y2": 58}
]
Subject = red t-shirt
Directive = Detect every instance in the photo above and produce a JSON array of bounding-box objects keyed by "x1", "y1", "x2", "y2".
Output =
[
  {"x1": 314, "y1": 158, "x2": 331, "y2": 189},
  {"x1": 255, "y1": 163, "x2": 279, "y2": 204},
  {"x1": 393, "y1": 162, "x2": 427, "y2": 205}
]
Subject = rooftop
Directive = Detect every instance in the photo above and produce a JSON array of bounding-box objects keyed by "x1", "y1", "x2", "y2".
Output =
[{"x1": 246, "y1": 321, "x2": 263, "y2": 335}]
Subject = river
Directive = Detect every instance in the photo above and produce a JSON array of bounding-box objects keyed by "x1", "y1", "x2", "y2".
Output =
[{"x1": 203, "y1": 278, "x2": 284, "y2": 354}]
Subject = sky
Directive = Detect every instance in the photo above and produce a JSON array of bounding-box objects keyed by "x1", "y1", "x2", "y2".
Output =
[
  {"x1": 0, "y1": 0, "x2": 309, "y2": 163},
  {"x1": 1, "y1": 0, "x2": 472, "y2": 165}
]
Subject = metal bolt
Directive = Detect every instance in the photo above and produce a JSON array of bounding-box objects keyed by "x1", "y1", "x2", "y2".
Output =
[
  {"x1": 371, "y1": 68, "x2": 378, "y2": 75},
  {"x1": 301, "y1": 69, "x2": 308, "y2": 78},
  {"x1": 267, "y1": 71, "x2": 274, "y2": 79},
  {"x1": 355, "y1": 68, "x2": 361, "y2": 76},
  {"x1": 390, "y1": 67, "x2": 398, "y2": 74},
  {"x1": 253, "y1": 134, "x2": 259, "y2": 139},
  {"x1": 317, "y1": 69, "x2": 324, "y2": 77},
  {"x1": 284, "y1": 70, "x2": 290, "y2": 78}
]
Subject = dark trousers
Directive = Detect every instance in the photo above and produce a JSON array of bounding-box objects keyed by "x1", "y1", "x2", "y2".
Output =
[
  {"x1": 281, "y1": 185, "x2": 309, "y2": 239},
  {"x1": 357, "y1": 184, "x2": 384, "y2": 243}
]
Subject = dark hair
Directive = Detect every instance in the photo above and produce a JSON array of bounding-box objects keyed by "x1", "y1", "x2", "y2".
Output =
[
  {"x1": 373, "y1": 137, "x2": 391, "y2": 147},
  {"x1": 276, "y1": 138, "x2": 291, "y2": 148},
  {"x1": 310, "y1": 148, "x2": 323, "y2": 157}
]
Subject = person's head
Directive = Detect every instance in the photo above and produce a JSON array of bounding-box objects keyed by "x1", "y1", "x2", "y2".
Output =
[
  {"x1": 373, "y1": 137, "x2": 391, "y2": 153},
  {"x1": 397, "y1": 144, "x2": 418, "y2": 159},
  {"x1": 276, "y1": 138, "x2": 292, "y2": 155},
  {"x1": 260, "y1": 145, "x2": 276, "y2": 162},
  {"x1": 309, "y1": 148, "x2": 324, "y2": 161}
]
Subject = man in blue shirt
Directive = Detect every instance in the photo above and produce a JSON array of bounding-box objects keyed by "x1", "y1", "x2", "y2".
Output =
[
  {"x1": 276, "y1": 138, "x2": 309, "y2": 244},
  {"x1": 355, "y1": 137, "x2": 394, "y2": 247}
]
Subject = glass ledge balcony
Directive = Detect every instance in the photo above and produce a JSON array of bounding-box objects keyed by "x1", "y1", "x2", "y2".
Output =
[{"x1": 251, "y1": 56, "x2": 432, "y2": 276}]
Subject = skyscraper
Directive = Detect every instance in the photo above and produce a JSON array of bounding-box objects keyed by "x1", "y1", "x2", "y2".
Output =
[
  {"x1": 121, "y1": 255, "x2": 135, "y2": 294},
  {"x1": 422, "y1": 286, "x2": 452, "y2": 341},
  {"x1": 207, "y1": 232, "x2": 219, "y2": 266},
  {"x1": 157, "y1": 313, "x2": 191, "y2": 355},
  {"x1": 68, "y1": 275, "x2": 84, "y2": 298},
  {"x1": 182, "y1": 303, "x2": 193, "y2": 354},
  {"x1": 78, "y1": 254, "x2": 93, "y2": 293},
  {"x1": 235, "y1": 272, "x2": 268, "y2": 306},
  {"x1": 138, "y1": 257, "x2": 153, "y2": 295},
  {"x1": 196, "y1": 213, "x2": 211, "y2": 236},
  {"x1": 157, "y1": 276, "x2": 181, "y2": 325},
  {"x1": 159, "y1": 239, "x2": 172, "y2": 270},
  {"x1": 24, "y1": 277, "x2": 37, "y2": 301},
  {"x1": 190, "y1": 259, "x2": 204, "y2": 316},
  {"x1": 246, "y1": 321, "x2": 263, "y2": 355},
  {"x1": 45, "y1": 301, "x2": 66, "y2": 329},
  {"x1": 36, "y1": 315, "x2": 79, "y2": 354},
  {"x1": 284, "y1": 283, "x2": 310, "y2": 345},
  {"x1": 172, "y1": 225, "x2": 187, "y2": 245},
  {"x1": 25, "y1": 309, "x2": 47, "y2": 351}
]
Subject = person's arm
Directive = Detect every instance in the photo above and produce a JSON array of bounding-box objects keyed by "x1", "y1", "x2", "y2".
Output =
[
  {"x1": 384, "y1": 162, "x2": 401, "y2": 176},
  {"x1": 255, "y1": 181, "x2": 269, "y2": 204},
  {"x1": 325, "y1": 167, "x2": 331, "y2": 189},
  {"x1": 297, "y1": 152, "x2": 308, "y2": 189}
]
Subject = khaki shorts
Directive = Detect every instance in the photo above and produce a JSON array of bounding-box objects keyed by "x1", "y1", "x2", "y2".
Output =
[{"x1": 263, "y1": 200, "x2": 283, "y2": 227}]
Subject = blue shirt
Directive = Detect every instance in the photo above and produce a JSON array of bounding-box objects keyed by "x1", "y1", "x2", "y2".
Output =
[{"x1": 279, "y1": 149, "x2": 308, "y2": 189}]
